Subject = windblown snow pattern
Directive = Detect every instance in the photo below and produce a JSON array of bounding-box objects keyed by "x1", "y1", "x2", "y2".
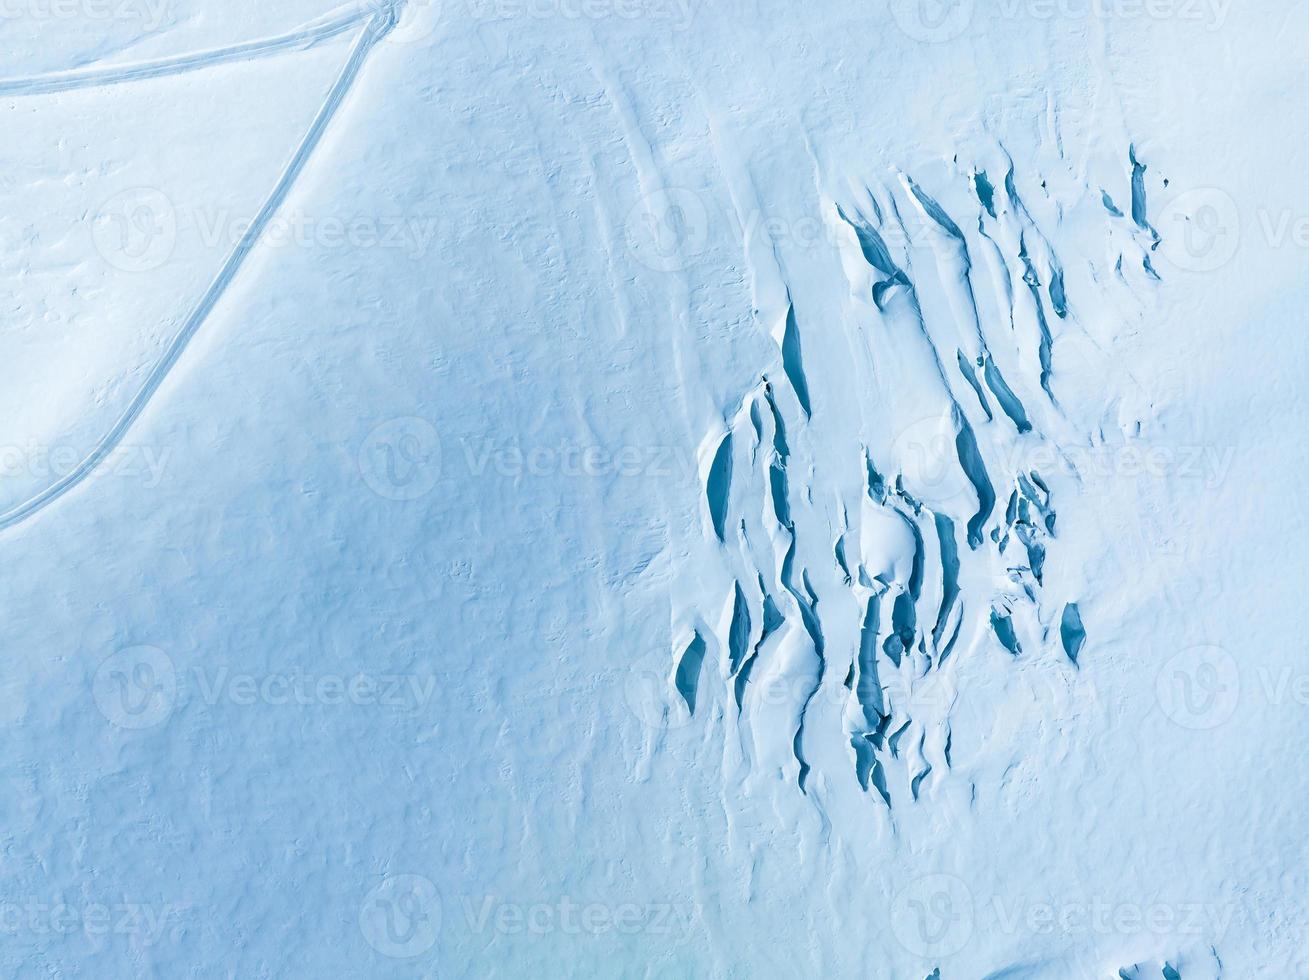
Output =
[{"x1": 1, "y1": 0, "x2": 1305, "y2": 977}]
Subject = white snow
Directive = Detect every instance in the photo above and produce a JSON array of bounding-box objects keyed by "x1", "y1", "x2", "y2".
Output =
[{"x1": 2, "y1": 0, "x2": 1306, "y2": 976}]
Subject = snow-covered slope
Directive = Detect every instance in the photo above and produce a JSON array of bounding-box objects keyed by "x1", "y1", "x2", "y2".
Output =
[{"x1": 2, "y1": 0, "x2": 1307, "y2": 976}]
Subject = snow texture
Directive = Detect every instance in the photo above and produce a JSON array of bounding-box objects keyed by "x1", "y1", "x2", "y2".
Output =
[{"x1": 1, "y1": 0, "x2": 1306, "y2": 976}]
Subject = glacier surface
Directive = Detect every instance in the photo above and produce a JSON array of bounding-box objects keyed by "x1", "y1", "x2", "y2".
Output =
[{"x1": 1, "y1": 0, "x2": 1306, "y2": 976}]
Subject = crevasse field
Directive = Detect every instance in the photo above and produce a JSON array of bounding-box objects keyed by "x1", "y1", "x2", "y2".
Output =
[{"x1": 2, "y1": 0, "x2": 1305, "y2": 976}]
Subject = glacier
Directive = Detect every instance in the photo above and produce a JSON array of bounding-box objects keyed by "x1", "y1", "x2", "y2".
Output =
[{"x1": 1, "y1": 0, "x2": 1306, "y2": 976}]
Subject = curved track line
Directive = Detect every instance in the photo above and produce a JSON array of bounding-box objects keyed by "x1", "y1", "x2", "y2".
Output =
[
  {"x1": 0, "y1": 8, "x2": 398, "y2": 531},
  {"x1": 0, "y1": 4, "x2": 381, "y2": 96}
]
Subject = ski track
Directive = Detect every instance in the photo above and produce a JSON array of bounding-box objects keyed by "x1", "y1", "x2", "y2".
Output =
[
  {"x1": 0, "y1": 2, "x2": 404, "y2": 531},
  {"x1": 0, "y1": 3, "x2": 384, "y2": 97}
]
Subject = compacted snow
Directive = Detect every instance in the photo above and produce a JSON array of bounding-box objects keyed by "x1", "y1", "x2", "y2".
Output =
[{"x1": 2, "y1": 0, "x2": 1307, "y2": 976}]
